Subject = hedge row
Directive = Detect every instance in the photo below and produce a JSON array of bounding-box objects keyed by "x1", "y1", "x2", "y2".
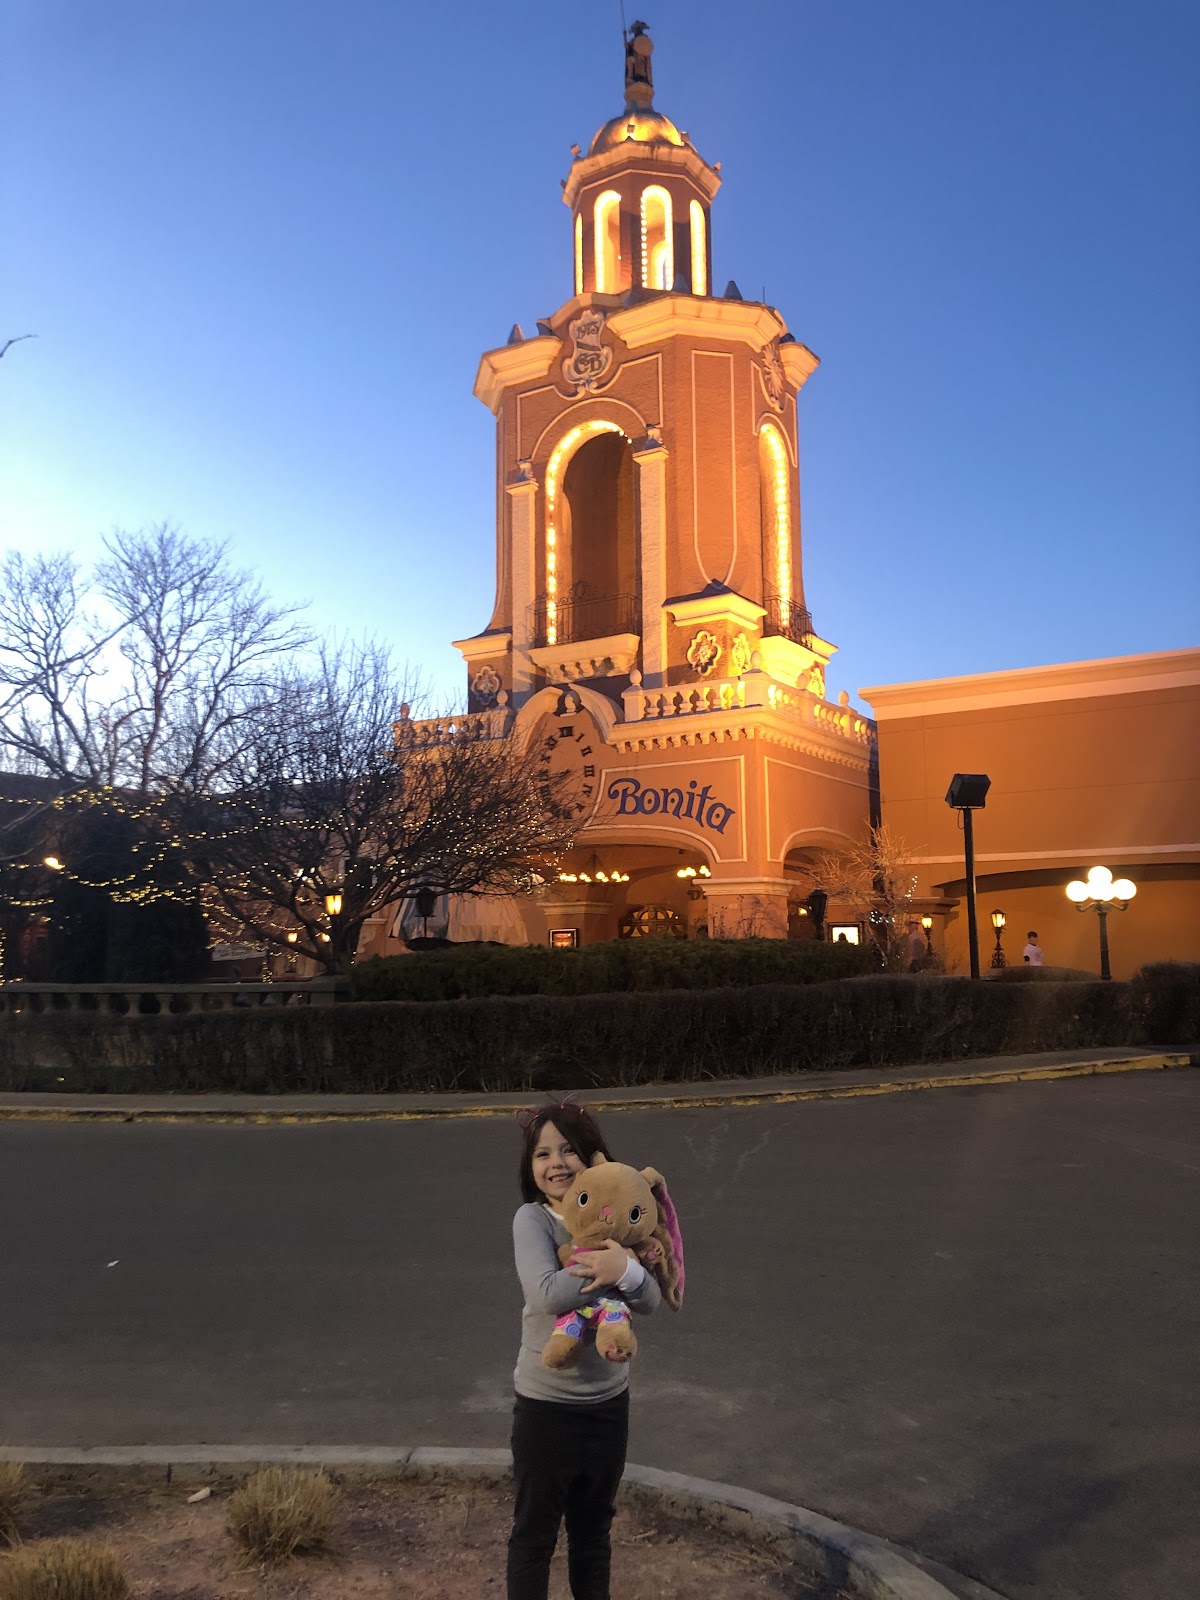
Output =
[
  {"x1": 3, "y1": 965, "x2": 1195, "y2": 1096},
  {"x1": 350, "y1": 936, "x2": 881, "y2": 1001}
]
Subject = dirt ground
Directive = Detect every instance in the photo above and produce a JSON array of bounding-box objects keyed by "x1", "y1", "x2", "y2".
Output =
[{"x1": 12, "y1": 1477, "x2": 847, "y2": 1598}]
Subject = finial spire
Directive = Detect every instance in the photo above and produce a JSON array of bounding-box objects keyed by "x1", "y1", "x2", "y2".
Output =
[{"x1": 624, "y1": 19, "x2": 654, "y2": 110}]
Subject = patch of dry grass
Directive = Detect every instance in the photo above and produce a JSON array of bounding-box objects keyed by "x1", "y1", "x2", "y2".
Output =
[
  {"x1": 226, "y1": 1467, "x2": 337, "y2": 1565},
  {"x1": 0, "y1": 1464, "x2": 23, "y2": 1547},
  {"x1": 0, "y1": 1537, "x2": 129, "y2": 1600}
]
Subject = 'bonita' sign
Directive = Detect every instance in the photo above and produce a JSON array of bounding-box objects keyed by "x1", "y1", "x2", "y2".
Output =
[{"x1": 605, "y1": 777, "x2": 736, "y2": 835}]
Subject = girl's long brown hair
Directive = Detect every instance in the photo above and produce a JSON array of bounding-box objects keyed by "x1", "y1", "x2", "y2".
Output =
[{"x1": 518, "y1": 1102, "x2": 614, "y2": 1202}]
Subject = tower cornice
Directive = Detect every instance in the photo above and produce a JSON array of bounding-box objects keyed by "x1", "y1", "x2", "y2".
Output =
[
  {"x1": 473, "y1": 335, "x2": 559, "y2": 415},
  {"x1": 563, "y1": 141, "x2": 721, "y2": 211}
]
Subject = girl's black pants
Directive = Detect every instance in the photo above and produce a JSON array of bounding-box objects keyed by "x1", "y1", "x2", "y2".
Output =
[{"x1": 506, "y1": 1388, "x2": 629, "y2": 1600}]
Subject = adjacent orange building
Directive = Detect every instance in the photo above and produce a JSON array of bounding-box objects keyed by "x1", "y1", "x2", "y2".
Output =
[{"x1": 861, "y1": 650, "x2": 1200, "y2": 977}]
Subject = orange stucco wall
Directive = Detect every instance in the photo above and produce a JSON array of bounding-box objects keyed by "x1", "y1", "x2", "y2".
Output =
[{"x1": 863, "y1": 652, "x2": 1200, "y2": 977}]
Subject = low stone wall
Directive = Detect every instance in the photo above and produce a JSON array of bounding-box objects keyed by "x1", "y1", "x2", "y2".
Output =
[{"x1": 0, "y1": 980, "x2": 346, "y2": 1018}]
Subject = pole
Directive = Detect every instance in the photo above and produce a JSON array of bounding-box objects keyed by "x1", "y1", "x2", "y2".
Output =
[
  {"x1": 1097, "y1": 904, "x2": 1111, "y2": 980},
  {"x1": 963, "y1": 808, "x2": 980, "y2": 980}
]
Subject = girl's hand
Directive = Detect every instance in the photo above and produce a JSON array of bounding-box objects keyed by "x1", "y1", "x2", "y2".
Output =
[{"x1": 568, "y1": 1238, "x2": 633, "y2": 1291}]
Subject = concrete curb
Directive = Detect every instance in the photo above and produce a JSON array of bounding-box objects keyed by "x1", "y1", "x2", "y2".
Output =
[
  {"x1": 0, "y1": 1445, "x2": 1005, "y2": 1600},
  {"x1": 0, "y1": 1050, "x2": 1190, "y2": 1123}
]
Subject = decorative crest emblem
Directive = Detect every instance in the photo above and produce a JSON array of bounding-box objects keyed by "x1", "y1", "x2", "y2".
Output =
[
  {"x1": 759, "y1": 340, "x2": 786, "y2": 410},
  {"x1": 562, "y1": 309, "x2": 614, "y2": 393},
  {"x1": 686, "y1": 630, "x2": 722, "y2": 678}
]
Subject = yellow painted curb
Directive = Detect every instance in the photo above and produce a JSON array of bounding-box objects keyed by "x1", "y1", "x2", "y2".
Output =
[{"x1": 0, "y1": 1053, "x2": 1191, "y2": 1124}]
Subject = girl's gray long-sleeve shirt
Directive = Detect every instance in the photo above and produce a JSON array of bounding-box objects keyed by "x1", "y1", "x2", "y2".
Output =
[{"x1": 512, "y1": 1202, "x2": 662, "y2": 1404}]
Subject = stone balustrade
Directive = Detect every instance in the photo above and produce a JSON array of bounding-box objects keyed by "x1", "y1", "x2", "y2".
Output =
[
  {"x1": 622, "y1": 677, "x2": 748, "y2": 720},
  {"x1": 401, "y1": 707, "x2": 512, "y2": 743},
  {"x1": 621, "y1": 671, "x2": 875, "y2": 745},
  {"x1": 0, "y1": 980, "x2": 347, "y2": 1018}
]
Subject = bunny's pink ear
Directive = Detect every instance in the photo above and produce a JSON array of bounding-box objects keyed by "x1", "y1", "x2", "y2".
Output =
[{"x1": 650, "y1": 1177, "x2": 685, "y2": 1307}]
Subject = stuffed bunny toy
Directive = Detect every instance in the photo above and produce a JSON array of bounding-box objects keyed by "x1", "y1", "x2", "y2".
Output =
[{"x1": 542, "y1": 1152, "x2": 684, "y2": 1369}]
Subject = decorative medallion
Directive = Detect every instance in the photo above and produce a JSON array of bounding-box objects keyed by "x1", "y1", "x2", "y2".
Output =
[
  {"x1": 470, "y1": 664, "x2": 502, "y2": 705},
  {"x1": 758, "y1": 340, "x2": 786, "y2": 410},
  {"x1": 807, "y1": 664, "x2": 826, "y2": 699},
  {"x1": 686, "y1": 630, "x2": 721, "y2": 677},
  {"x1": 730, "y1": 632, "x2": 753, "y2": 677},
  {"x1": 562, "y1": 308, "x2": 614, "y2": 393}
]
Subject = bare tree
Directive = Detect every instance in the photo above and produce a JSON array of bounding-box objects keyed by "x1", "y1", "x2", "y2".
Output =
[
  {"x1": 182, "y1": 642, "x2": 580, "y2": 973},
  {"x1": 793, "y1": 824, "x2": 923, "y2": 970},
  {"x1": 0, "y1": 524, "x2": 309, "y2": 792}
]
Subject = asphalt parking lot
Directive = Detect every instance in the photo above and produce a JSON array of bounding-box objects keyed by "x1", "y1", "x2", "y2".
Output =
[{"x1": 2, "y1": 1068, "x2": 1196, "y2": 1599}]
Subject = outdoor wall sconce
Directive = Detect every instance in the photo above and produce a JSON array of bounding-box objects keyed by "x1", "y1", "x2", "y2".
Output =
[
  {"x1": 945, "y1": 773, "x2": 991, "y2": 979},
  {"x1": 990, "y1": 909, "x2": 1007, "y2": 968},
  {"x1": 1065, "y1": 867, "x2": 1136, "y2": 980}
]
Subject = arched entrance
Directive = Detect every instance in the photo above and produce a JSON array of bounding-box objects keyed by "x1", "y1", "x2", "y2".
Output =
[{"x1": 557, "y1": 430, "x2": 637, "y2": 642}]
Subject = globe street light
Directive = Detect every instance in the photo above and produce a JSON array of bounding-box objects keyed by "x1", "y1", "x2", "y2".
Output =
[
  {"x1": 1065, "y1": 867, "x2": 1136, "y2": 980},
  {"x1": 990, "y1": 909, "x2": 1007, "y2": 969}
]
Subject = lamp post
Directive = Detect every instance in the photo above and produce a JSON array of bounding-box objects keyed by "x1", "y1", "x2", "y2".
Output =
[
  {"x1": 413, "y1": 885, "x2": 438, "y2": 941},
  {"x1": 1066, "y1": 867, "x2": 1136, "y2": 980},
  {"x1": 989, "y1": 909, "x2": 1007, "y2": 968},
  {"x1": 944, "y1": 774, "x2": 991, "y2": 980},
  {"x1": 324, "y1": 891, "x2": 343, "y2": 964},
  {"x1": 920, "y1": 914, "x2": 933, "y2": 955}
]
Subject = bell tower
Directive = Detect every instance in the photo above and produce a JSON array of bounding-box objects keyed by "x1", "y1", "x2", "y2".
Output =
[
  {"x1": 447, "y1": 24, "x2": 875, "y2": 944},
  {"x1": 458, "y1": 21, "x2": 832, "y2": 711}
]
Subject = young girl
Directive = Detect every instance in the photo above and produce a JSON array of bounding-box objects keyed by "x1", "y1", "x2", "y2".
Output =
[{"x1": 507, "y1": 1100, "x2": 662, "y2": 1600}]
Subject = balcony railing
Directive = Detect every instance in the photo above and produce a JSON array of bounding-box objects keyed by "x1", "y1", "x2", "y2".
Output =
[
  {"x1": 530, "y1": 593, "x2": 638, "y2": 649},
  {"x1": 762, "y1": 594, "x2": 815, "y2": 645}
]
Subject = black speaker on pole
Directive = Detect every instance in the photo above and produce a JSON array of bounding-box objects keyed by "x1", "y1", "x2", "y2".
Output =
[
  {"x1": 944, "y1": 773, "x2": 991, "y2": 810},
  {"x1": 945, "y1": 773, "x2": 992, "y2": 979}
]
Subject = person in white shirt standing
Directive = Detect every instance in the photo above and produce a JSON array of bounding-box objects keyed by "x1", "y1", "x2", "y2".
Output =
[{"x1": 1023, "y1": 931, "x2": 1044, "y2": 966}]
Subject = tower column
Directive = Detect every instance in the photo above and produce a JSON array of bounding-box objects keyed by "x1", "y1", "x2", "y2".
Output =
[
  {"x1": 633, "y1": 429, "x2": 669, "y2": 690},
  {"x1": 507, "y1": 462, "x2": 539, "y2": 704}
]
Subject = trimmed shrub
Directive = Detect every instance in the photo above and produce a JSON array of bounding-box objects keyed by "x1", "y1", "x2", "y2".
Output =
[
  {"x1": 0, "y1": 1463, "x2": 22, "y2": 1547},
  {"x1": 1, "y1": 973, "x2": 1173, "y2": 1095},
  {"x1": 1129, "y1": 962, "x2": 1200, "y2": 1046},
  {"x1": 226, "y1": 1467, "x2": 336, "y2": 1565},
  {"x1": 986, "y1": 965, "x2": 1096, "y2": 983},
  {"x1": 0, "y1": 1538, "x2": 129, "y2": 1600},
  {"x1": 350, "y1": 936, "x2": 880, "y2": 1002}
]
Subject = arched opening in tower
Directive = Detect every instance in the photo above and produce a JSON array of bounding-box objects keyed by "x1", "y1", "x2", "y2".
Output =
[
  {"x1": 594, "y1": 191, "x2": 622, "y2": 294},
  {"x1": 759, "y1": 422, "x2": 796, "y2": 630},
  {"x1": 559, "y1": 431, "x2": 637, "y2": 643},
  {"x1": 641, "y1": 186, "x2": 673, "y2": 289}
]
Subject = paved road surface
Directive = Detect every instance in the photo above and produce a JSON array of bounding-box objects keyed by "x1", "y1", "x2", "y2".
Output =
[{"x1": 2, "y1": 1071, "x2": 1196, "y2": 1599}]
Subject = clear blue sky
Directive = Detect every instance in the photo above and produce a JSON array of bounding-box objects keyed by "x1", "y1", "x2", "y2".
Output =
[{"x1": 3, "y1": 1, "x2": 1197, "y2": 710}]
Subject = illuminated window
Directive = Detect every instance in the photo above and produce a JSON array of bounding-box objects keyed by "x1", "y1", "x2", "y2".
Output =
[
  {"x1": 544, "y1": 419, "x2": 627, "y2": 644},
  {"x1": 574, "y1": 213, "x2": 583, "y2": 295},
  {"x1": 759, "y1": 422, "x2": 792, "y2": 612},
  {"x1": 594, "y1": 191, "x2": 621, "y2": 293},
  {"x1": 641, "y1": 185, "x2": 673, "y2": 289},
  {"x1": 689, "y1": 200, "x2": 707, "y2": 295}
]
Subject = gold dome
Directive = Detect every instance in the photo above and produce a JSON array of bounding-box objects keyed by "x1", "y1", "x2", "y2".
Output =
[{"x1": 588, "y1": 108, "x2": 685, "y2": 156}]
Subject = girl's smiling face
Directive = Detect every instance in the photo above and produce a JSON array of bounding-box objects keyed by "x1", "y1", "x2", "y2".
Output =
[{"x1": 531, "y1": 1121, "x2": 585, "y2": 1207}]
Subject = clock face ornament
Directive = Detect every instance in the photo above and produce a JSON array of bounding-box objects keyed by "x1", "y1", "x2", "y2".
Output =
[{"x1": 537, "y1": 709, "x2": 601, "y2": 820}]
